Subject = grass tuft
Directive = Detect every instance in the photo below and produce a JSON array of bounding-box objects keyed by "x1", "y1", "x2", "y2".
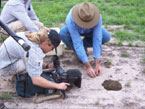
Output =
[
  {"x1": 125, "y1": 81, "x2": 131, "y2": 87},
  {"x1": 95, "y1": 100, "x2": 100, "y2": 105},
  {"x1": 116, "y1": 40, "x2": 123, "y2": 46},
  {"x1": 128, "y1": 42, "x2": 133, "y2": 47},
  {"x1": 0, "y1": 36, "x2": 6, "y2": 42},
  {"x1": 121, "y1": 51, "x2": 130, "y2": 57},
  {"x1": 114, "y1": 31, "x2": 135, "y2": 41},
  {"x1": 0, "y1": 92, "x2": 13, "y2": 99}
]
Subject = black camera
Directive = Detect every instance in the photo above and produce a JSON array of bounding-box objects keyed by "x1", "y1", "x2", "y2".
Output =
[
  {"x1": 52, "y1": 55, "x2": 82, "y2": 89},
  {"x1": 43, "y1": 55, "x2": 82, "y2": 98}
]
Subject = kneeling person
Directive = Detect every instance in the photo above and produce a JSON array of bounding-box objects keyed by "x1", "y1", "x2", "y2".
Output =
[
  {"x1": 0, "y1": 0, "x2": 43, "y2": 37},
  {"x1": 0, "y1": 29, "x2": 69, "y2": 91},
  {"x1": 60, "y1": 2, "x2": 111, "y2": 78}
]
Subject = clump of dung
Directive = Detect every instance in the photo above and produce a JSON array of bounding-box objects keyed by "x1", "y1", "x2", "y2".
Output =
[{"x1": 102, "y1": 80, "x2": 122, "y2": 91}]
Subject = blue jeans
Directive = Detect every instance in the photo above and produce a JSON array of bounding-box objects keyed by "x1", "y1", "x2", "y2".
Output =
[{"x1": 60, "y1": 26, "x2": 111, "y2": 50}]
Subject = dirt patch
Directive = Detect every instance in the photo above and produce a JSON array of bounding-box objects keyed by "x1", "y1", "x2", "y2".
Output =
[{"x1": 0, "y1": 44, "x2": 145, "y2": 108}]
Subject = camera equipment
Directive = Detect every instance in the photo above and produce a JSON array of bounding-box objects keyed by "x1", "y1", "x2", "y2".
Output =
[
  {"x1": 0, "y1": 20, "x2": 30, "y2": 51},
  {"x1": 44, "y1": 55, "x2": 82, "y2": 99},
  {"x1": 52, "y1": 55, "x2": 68, "y2": 83},
  {"x1": 15, "y1": 55, "x2": 82, "y2": 99}
]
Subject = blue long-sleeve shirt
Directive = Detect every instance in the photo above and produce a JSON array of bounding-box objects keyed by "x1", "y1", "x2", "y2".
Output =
[{"x1": 66, "y1": 9, "x2": 102, "y2": 63}]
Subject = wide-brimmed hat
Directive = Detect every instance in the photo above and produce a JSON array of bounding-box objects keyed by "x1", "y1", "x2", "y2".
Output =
[{"x1": 72, "y1": 2, "x2": 100, "y2": 29}]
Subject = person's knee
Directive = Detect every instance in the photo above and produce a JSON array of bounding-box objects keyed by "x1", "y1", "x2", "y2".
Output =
[
  {"x1": 60, "y1": 26, "x2": 74, "y2": 50},
  {"x1": 106, "y1": 32, "x2": 111, "y2": 42},
  {"x1": 102, "y1": 28, "x2": 111, "y2": 44},
  {"x1": 8, "y1": 21, "x2": 26, "y2": 33},
  {"x1": 60, "y1": 26, "x2": 68, "y2": 39}
]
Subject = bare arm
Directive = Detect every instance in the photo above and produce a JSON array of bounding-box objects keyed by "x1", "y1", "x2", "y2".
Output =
[{"x1": 31, "y1": 76, "x2": 69, "y2": 90}]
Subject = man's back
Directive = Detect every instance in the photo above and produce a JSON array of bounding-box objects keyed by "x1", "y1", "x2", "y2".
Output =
[
  {"x1": 0, "y1": 0, "x2": 30, "y2": 24},
  {"x1": 0, "y1": 0, "x2": 41, "y2": 33}
]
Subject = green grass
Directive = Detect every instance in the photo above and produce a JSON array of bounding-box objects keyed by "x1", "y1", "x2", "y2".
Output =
[
  {"x1": 32, "y1": 0, "x2": 145, "y2": 42},
  {"x1": 125, "y1": 81, "x2": 131, "y2": 87},
  {"x1": 0, "y1": 37, "x2": 4, "y2": 42},
  {"x1": 114, "y1": 31, "x2": 135, "y2": 41},
  {"x1": 116, "y1": 40, "x2": 123, "y2": 46},
  {"x1": 106, "y1": 59, "x2": 112, "y2": 66},
  {"x1": 135, "y1": 43, "x2": 139, "y2": 47},
  {"x1": 0, "y1": 92, "x2": 13, "y2": 99},
  {"x1": 1, "y1": 0, "x2": 145, "y2": 42},
  {"x1": 128, "y1": 42, "x2": 133, "y2": 47},
  {"x1": 95, "y1": 100, "x2": 100, "y2": 105},
  {"x1": 104, "y1": 59, "x2": 112, "y2": 68},
  {"x1": 0, "y1": 36, "x2": 6, "y2": 42},
  {"x1": 121, "y1": 51, "x2": 130, "y2": 57}
]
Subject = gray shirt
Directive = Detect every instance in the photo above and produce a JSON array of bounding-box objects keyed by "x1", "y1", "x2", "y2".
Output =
[
  {"x1": 0, "y1": 0, "x2": 39, "y2": 32},
  {"x1": 0, "y1": 32, "x2": 45, "y2": 77}
]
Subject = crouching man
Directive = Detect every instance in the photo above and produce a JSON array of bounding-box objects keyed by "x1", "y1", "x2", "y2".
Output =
[
  {"x1": 60, "y1": 2, "x2": 111, "y2": 78},
  {"x1": 0, "y1": 0, "x2": 44, "y2": 37}
]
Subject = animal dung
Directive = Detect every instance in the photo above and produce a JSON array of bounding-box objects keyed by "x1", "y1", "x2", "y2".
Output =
[{"x1": 102, "y1": 80, "x2": 122, "y2": 91}]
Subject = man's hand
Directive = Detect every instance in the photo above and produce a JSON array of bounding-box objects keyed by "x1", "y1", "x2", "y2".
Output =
[
  {"x1": 95, "y1": 64, "x2": 102, "y2": 76},
  {"x1": 48, "y1": 62, "x2": 55, "y2": 68},
  {"x1": 43, "y1": 63, "x2": 48, "y2": 69},
  {"x1": 87, "y1": 66, "x2": 96, "y2": 78},
  {"x1": 85, "y1": 62, "x2": 96, "y2": 78},
  {"x1": 57, "y1": 82, "x2": 70, "y2": 90},
  {"x1": 32, "y1": 76, "x2": 70, "y2": 90},
  {"x1": 95, "y1": 59, "x2": 102, "y2": 76},
  {"x1": 43, "y1": 62, "x2": 55, "y2": 69},
  {"x1": 43, "y1": 27, "x2": 51, "y2": 32}
]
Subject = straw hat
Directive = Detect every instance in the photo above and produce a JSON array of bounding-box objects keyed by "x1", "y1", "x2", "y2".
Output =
[{"x1": 72, "y1": 2, "x2": 100, "y2": 29}]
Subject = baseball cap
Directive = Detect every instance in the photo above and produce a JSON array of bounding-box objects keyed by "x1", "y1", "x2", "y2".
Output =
[{"x1": 47, "y1": 29, "x2": 61, "y2": 54}]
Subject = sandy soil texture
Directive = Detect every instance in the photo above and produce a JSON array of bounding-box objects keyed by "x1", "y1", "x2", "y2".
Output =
[{"x1": 0, "y1": 44, "x2": 145, "y2": 109}]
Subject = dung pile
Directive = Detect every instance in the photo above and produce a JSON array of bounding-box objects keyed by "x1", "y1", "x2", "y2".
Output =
[{"x1": 102, "y1": 80, "x2": 122, "y2": 91}]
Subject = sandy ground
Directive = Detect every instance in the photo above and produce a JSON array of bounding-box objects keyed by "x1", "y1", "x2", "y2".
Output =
[{"x1": 0, "y1": 41, "x2": 145, "y2": 109}]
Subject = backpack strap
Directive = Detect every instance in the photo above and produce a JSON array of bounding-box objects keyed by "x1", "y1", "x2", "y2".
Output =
[{"x1": 24, "y1": 73, "x2": 28, "y2": 97}]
